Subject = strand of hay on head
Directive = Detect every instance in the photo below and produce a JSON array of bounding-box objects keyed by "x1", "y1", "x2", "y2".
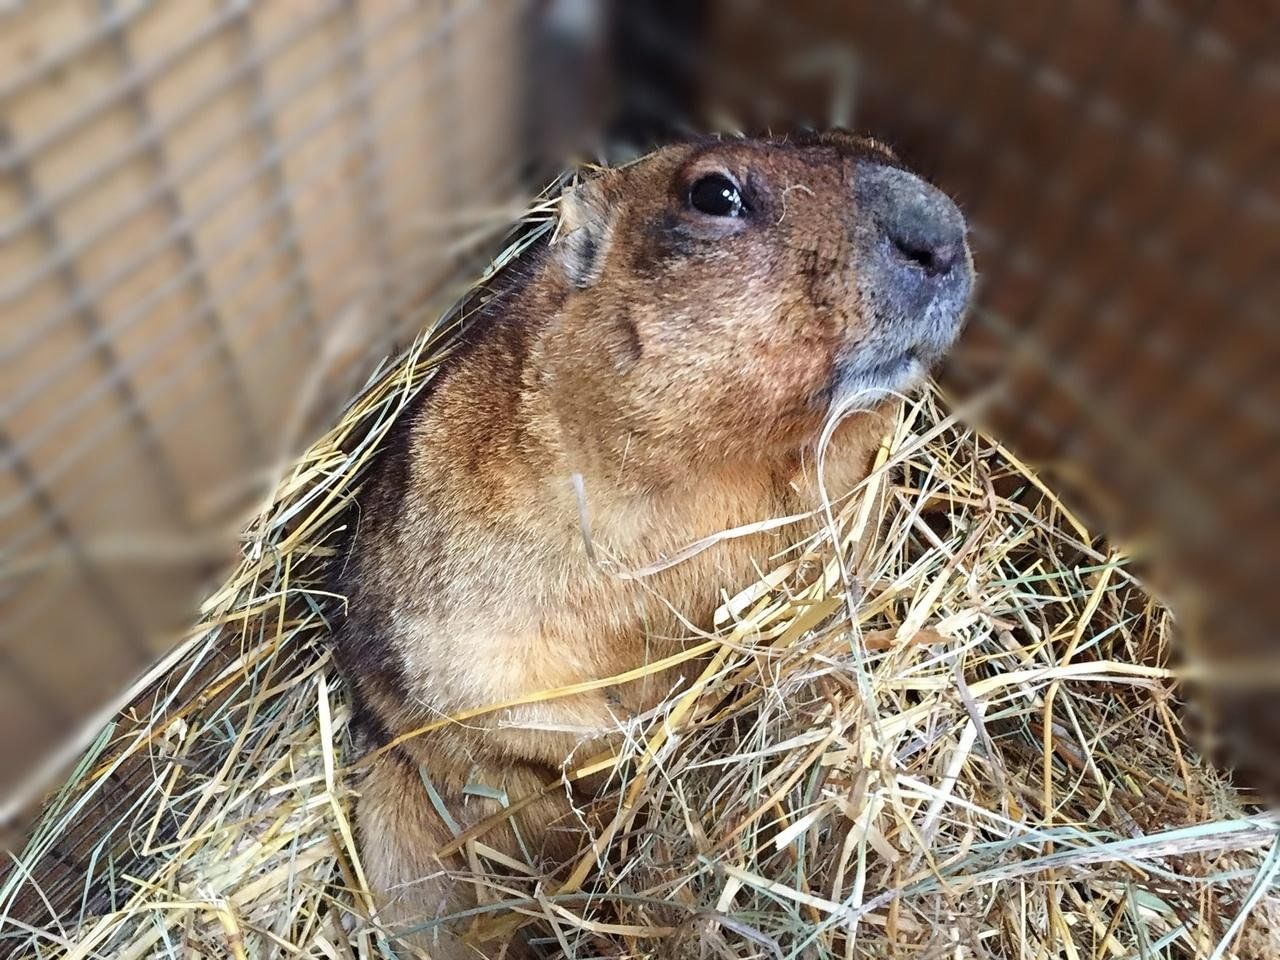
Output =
[{"x1": 3, "y1": 271, "x2": 1277, "y2": 955}]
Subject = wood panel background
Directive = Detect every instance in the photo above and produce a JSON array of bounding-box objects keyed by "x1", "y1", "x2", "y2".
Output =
[{"x1": 0, "y1": 0, "x2": 526, "y2": 804}]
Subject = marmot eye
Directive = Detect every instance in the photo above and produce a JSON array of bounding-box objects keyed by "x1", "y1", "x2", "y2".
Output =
[{"x1": 688, "y1": 173, "x2": 744, "y2": 217}]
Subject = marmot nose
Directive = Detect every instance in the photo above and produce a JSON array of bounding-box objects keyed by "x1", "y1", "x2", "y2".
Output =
[
  {"x1": 857, "y1": 163, "x2": 968, "y2": 280},
  {"x1": 885, "y1": 213, "x2": 962, "y2": 277}
]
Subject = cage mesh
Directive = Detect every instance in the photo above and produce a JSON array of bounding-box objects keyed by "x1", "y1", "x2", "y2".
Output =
[
  {"x1": 1, "y1": 0, "x2": 1277, "y2": 843},
  {"x1": 0, "y1": 0, "x2": 529, "y2": 817}
]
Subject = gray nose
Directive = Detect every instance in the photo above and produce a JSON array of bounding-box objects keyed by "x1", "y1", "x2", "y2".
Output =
[
  {"x1": 849, "y1": 161, "x2": 973, "y2": 367},
  {"x1": 856, "y1": 163, "x2": 968, "y2": 280}
]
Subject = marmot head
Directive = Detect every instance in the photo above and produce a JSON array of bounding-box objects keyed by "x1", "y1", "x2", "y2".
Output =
[{"x1": 544, "y1": 131, "x2": 974, "y2": 475}]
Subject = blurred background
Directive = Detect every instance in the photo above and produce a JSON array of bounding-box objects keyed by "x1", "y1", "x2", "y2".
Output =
[{"x1": 1, "y1": 0, "x2": 1276, "y2": 845}]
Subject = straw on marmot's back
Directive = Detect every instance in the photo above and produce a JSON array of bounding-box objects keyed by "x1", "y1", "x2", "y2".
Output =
[{"x1": 333, "y1": 130, "x2": 973, "y2": 956}]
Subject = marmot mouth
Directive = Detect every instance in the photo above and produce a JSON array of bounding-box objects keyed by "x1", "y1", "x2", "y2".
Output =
[
  {"x1": 811, "y1": 348, "x2": 927, "y2": 415},
  {"x1": 858, "y1": 349, "x2": 922, "y2": 385}
]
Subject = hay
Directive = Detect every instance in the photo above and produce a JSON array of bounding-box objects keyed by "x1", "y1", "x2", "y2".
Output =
[{"x1": 2, "y1": 213, "x2": 1277, "y2": 960}]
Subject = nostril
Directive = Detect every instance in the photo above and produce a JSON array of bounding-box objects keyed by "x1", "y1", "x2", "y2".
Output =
[
  {"x1": 857, "y1": 162, "x2": 969, "y2": 281},
  {"x1": 889, "y1": 232, "x2": 961, "y2": 277}
]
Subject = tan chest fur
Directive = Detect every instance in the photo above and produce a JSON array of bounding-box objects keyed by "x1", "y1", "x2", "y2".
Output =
[{"x1": 351, "y1": 367, "x2": 888, "y2": 780}]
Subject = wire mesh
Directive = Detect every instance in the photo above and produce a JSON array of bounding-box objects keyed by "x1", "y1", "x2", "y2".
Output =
[
  {"x1": 0, "y1": 0, "x2": 1277, "y2": 862},
  {"x1": 0, "y1": 0, "x2": 530, "y2": 803}
]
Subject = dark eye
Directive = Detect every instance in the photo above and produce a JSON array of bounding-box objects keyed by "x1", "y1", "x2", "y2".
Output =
[{"x1": 688, "y1": 173, "x2": 744, "y2": 217}]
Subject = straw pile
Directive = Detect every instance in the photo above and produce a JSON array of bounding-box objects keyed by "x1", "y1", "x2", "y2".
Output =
[{"x1": 2, "y1": 215, "x2": 1277, "y2": 959}]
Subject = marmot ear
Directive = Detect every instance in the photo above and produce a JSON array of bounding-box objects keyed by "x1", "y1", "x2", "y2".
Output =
[{"x1": 555, "y1": 171, "x2": 616, "y2": 289}]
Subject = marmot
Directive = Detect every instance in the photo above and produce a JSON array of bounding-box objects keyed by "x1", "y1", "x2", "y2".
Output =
[{"x1": 334, "y1": 130, "x2": 973, "y2": 956}]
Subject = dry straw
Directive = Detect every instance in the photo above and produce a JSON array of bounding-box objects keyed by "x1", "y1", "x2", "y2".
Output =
[{"x1": 2, "y1": 200, "x2": 1276, "y2": 960}]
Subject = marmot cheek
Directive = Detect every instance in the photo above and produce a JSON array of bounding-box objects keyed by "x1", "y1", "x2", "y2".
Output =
[{"x1": 771, "y1": 301, "x2": 846, "y2": 391}]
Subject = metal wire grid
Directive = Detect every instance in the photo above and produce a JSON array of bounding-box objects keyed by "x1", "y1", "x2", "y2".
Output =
[
  {"x1": 1, "y1": 0, "x2": 1277, "y2": 829},
  {"x1": 4, "y1": 0, "x2": 486, "y2": 524},
  {"x1": 1, "y1": 0, "x2": 530, "y2": 796}
]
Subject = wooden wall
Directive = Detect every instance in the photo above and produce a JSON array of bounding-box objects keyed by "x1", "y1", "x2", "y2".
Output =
[{"x1": 0, "y1": 0, "x2": 526, "y2": 799}]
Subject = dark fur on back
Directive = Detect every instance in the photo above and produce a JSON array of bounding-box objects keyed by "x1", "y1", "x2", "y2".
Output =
[{"x1": 330, "y1": 234, "x2": 552, "y2": 748}]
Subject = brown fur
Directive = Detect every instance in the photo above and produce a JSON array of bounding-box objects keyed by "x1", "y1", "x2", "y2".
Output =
[{"x1": 333, "y1": 131, "x2": 971, "y2": 957}]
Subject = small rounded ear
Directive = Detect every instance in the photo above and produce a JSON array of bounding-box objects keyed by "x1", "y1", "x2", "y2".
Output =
[{"x1": 554, "y1": 170, "x2": 616, "y2": 289}]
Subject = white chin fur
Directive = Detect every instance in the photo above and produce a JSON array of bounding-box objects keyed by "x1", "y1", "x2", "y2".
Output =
[{"x1": 827, "y1": 355, "x2": 924, "y2": 419}]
